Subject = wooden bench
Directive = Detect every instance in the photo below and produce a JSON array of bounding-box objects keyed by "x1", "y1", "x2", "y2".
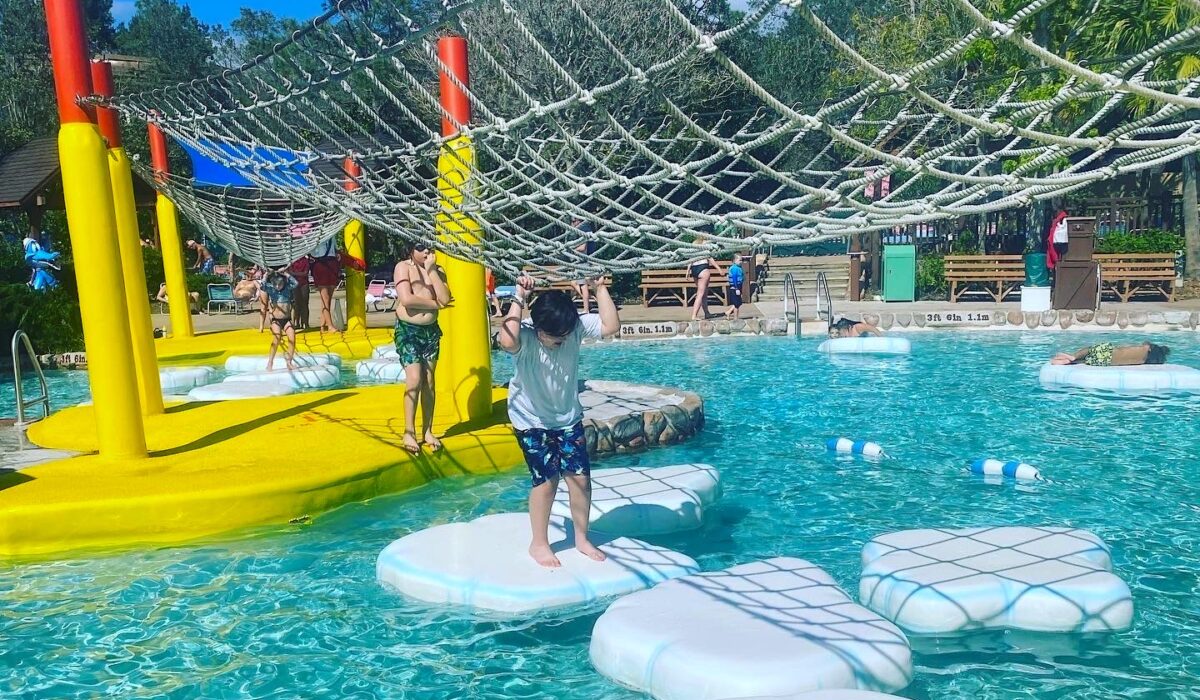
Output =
[
  {"x1": 944, "y1": 255, "x2": 1025, "y2": 302},
  {"x1": 1096, "y1": 253, "x2": 1176, "y2": 302},
  {"x1": 640, "y1": 267, "x2": 730, "y2": 307},
  {"x1": 521, "y1": 267, "x2": 612, "y2": 309}
]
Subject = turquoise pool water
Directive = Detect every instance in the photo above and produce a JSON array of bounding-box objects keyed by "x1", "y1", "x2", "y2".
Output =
[{"x1": 4, "y1": 331, "x2": 1200, "y2": 698}]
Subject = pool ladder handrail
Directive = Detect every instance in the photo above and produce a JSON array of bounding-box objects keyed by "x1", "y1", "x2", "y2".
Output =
[
  {"x1": 816, "y1": 270, "x2": 833, "y2": 323},
  {"x1": 782, "y1": 272, "x2": 802, "y2": 338},
  {"x1": 10, "y1": 330, "x2": 50, "y2": 428}
]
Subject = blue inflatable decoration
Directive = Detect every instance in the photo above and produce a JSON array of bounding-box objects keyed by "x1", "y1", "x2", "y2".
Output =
[{"x1": 23, "y1": 236, "x2": 59, "y2": 291}]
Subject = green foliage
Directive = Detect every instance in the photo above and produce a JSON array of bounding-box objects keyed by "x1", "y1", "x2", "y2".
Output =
[
  {"x1": 1096, "y1": 228, "x2": 1185, "y2": 253},
  {"x1": 916, "y1": 255, "x2": 947, "y2": 300},
  {"x1": 0, "y1": 284, "x2": 84, "y2": 354},
  {"x1": 609, "y1": 272, "x2": 641, "y2": 305},
  {"x1": 950, "y1": 228, "x2": 982, "y2": 255}
]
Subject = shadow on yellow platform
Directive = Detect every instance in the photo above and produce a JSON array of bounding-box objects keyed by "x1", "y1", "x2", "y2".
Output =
[
  {"x1": 2, "y1": 384, "x2": 522, "y2": 559},
  {"x1": 155, "y1": 326, "x2": 395, "y2": 366}
]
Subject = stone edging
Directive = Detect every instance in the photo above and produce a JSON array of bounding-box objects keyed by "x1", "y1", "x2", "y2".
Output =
[
  {"x1": 580, "y1": 379, "x2": 704, "y2": 457},
  {"x1": 848, "y1": 309, "x2": 1200, "y2": 332}
]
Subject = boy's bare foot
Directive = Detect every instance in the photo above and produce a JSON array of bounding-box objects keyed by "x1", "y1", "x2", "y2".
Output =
[
  {"x1": 423, "y1": 432, "x2": 443, "y2": 452},
  {"x1": 401, "y1": 432, "x2": 421, "y2": 455},
  {"x1": 575, "y1": 538, "x2": 606, "y2": 562},
  {"x1": 266, "y1": 362, "x2": 274, "y2": 371},
  {"x1": 286, "y1": 361, "x2": 297, "y2": 371},
  {"x1": 529, "y1": 543, "x2": 561, "y2": 568}
]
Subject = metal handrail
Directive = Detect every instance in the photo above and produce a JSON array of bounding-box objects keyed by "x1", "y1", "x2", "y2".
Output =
[
  {"x1": 11, "y1": 331, "x2": 50, "y2": 427},
  {"x1": 782, "y1": 272, "x2": 802, "y2": 338},
  {"x1": 816, "y1": 270, "x2": 833, "y2": 322}
]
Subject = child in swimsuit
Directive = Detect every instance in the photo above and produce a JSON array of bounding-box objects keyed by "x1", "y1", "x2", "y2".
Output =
[{"x1": 263, "y1": 271, "x2": 299, "y2": 371}]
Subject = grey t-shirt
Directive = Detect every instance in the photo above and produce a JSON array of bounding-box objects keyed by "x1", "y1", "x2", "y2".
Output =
[{"x1": 507, "y1": 314, "x2": 604, "y2": 431}]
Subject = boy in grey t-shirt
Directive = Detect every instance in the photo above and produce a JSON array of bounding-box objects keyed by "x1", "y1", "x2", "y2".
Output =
[{"x1": 497, "y1": 274, "x2": 621, "y2": 567}]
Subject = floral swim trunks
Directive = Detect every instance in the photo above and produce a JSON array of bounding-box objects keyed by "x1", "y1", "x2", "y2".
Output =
[
  {"x1": 514, "y1": 422, "x2": 590, "y2": 487},
  {"x1": 1083, "y1": 342, "x2": 1114, "y2": 367},
  {"x1": 393, "y1": 320, "x2": 442, "y2": 367}
]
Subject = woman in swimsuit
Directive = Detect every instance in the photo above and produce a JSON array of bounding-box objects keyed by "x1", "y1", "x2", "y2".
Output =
[
  {"x1": 686, "y1": 237, "x2": 717, "y2": 321},
  {"x1": 1050, "y1": 342, "x2": 1170, "y2": 366},
  {"x1": 827, "y1": 317, "x2": 882, "y2": 338},
  {"x1": 263, "y1": 271, "x2": 299, "y2": 371}
]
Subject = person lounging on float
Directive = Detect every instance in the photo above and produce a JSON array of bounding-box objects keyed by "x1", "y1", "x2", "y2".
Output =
[
  {"x1": 827, "y1": 316, "x2": 882, "y2": 338},
  {"x1": 1050, "y1": 342, "x2": 1170, "y2": 367},
  {"x1": 497, "y1": 274, "x2": 621, "y2": 568}
]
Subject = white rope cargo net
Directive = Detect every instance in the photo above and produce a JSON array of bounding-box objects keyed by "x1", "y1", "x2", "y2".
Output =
[{"x1": 105, "y1": 0, "x2": 1200, "y2": 274}]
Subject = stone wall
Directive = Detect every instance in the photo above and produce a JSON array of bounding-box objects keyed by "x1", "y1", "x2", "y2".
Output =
[
  {"x1": 850, "y1": 309, "x2": 1200, "y2": 332},
  {"x1": 579, "y1": 380, "x2": 705, "y2": 457}
]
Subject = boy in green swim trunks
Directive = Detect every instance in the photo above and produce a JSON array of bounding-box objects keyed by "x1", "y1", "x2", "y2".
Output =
[
  {"x1": 392, "y1": 242, "x2": 451, "y2": 454},
  {"x1": 1050, "y1": 342, "x2": 1170, "y2": 366}
]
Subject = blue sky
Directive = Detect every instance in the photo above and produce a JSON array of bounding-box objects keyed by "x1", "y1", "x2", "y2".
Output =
[{"x1": 111, "y1": 1, "x2": 330, "y2": 27}]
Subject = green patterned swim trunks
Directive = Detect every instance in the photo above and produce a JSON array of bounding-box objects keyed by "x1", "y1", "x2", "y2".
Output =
[
  {"x1": 1083, "y1": 342, "x2": 1114, "y2": 367},
  {"x1": 394, "y1": 319, "x2": 442, "y2": 366}
]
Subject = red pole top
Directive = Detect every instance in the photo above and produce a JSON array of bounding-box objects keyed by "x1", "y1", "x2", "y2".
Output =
[
  {"x1": 343, "y1": 157, "x2": 362, "y2": 192},
  {"x1": 437, "y1": 35, "x2": 470, "y2": 137},
  {"x1": 45, "y1": 0, "x2": 95, "y2": 124},
  {"x1": 147, "y1": 117, "x2": 170, "y2": 176},
  {"x1": 90, "y1": 60, "x2": 121, "y2": 148}
]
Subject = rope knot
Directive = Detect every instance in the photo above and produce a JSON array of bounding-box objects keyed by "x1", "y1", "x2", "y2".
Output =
[
  {"x1": 989, "y1": 21, "x2": 1014, "y2": 38},
  {"x1": 697, "y1": 35, "x2": 718, "y2": 54},
  {"x1": 579, "y1": 90, "x2": 596, "y2": 106}
]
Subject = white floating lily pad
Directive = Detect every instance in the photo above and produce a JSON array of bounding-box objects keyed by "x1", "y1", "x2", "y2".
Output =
[
  {"x1": 159, "y1": 366, "x2": 218, "y2": 394},
  {"x1": 859, "y1": 526, "x2": 1133, "y2": 634},
  {"x1": 1039, "y1": 363, "x2": 1200, "y2": 393},
  {"x1": 552, "y1": 464, "x2": 720, "y2": 535},
  {"x1": 818, "y1": 337, "x2": 910, "y2": 355},
  {"x1": 224, "y1": 352, "x2": 342, "y2": 373},
  {"x1": 372, "y1": 345, "x2": 399, "y2": 360},
  {"x1": 356, "y1": 358, "x2": 406, "y2": 381},
  {"x1": 590, "y1": 557, "x2": 912, "y2": 700},
  {"x1": 376, "y1": 513, "x2": 699, "y2": 615},
  {"x1": 187, "y1": 381, "x2": 296, "y2": 401},
  {"x1": 224, "y1": 363, "x2": 340, "y2": 390}
]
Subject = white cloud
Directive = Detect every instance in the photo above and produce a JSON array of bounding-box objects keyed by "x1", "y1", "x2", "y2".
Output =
[{"x1": 112, "y1": 0, "x2": 136, "y2": 23}]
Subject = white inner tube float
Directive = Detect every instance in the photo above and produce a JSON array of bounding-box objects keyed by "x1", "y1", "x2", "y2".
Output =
[
  {"x1": 1039, "y1": 363, "x2": 1200, "y2": 393},
  {"x1": 158, "y1": 366, "x2": 219, "y2": 394},
  {"x1": 818, "y1": 337, "x2": 911, "y2": 355},
  {"x1": 223, "y1": 363, "x2": 341, "y2": 390},
  {"x1": 187, "y1": 381, "x2": 297, "y2": 401},
  {"x1": 224, "y1": 352, "x2": 342, "y2": 373},
  {"x1": 356, "y1": 358, "x2": 405, "y2": 382}
]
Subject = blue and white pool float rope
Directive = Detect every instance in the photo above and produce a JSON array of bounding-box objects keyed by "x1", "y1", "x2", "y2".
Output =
[
  {"x1": 826, "y1": 437, "x2": 886, "y2": 459},
  {"x1": 968, "y1": 458, "x2": 1043, "y2": 481}
]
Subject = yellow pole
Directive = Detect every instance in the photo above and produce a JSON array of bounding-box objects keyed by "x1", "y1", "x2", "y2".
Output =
[
  {"x1": 435, "y1": 135, "x2": 491, "y2": 423},
  {"x1": 435, "y1": 35, "x2": 491, "y2": 424},
  {"x1": 45, "y1": 0, "x2": 146, "y2": 459},
  {"x1": 148, "y1": 119, "x2": 194, "y2": 338},
  {"x1": 342, "y1": 158, "x2": 367, "y2": 333},
  {"x1": 93, "y1": 60, "x2": 163, "y2": 415}
]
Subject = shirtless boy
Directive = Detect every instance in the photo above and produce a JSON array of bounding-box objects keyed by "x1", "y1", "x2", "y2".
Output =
[{"x1": 392, "y1": 242, "x2": 452, "y2": 454}]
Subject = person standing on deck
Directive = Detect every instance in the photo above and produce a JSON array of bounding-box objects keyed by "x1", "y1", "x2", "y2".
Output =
[
  {"x1": 497, "y1": 275, "x2": 621, "y2": 568},
  {"x1": 392, "y1": 242, "x2": 451, "y2": 455}
]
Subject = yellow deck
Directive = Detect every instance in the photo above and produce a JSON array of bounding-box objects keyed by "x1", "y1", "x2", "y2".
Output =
[
  {"x1": 155, "y1": 326, "x2": 395, "y2": 366},
  {"x1": 3, "y1": 384, "x2": 522, "y2": 559}
]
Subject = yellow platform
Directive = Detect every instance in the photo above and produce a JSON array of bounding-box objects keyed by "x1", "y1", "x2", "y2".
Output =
[
  {"x1": 3, "y1": 384, "x2": 522, "y2": 559},
  {"x1": 155, "y1": 326, "x2": 394, "y2": 366}
]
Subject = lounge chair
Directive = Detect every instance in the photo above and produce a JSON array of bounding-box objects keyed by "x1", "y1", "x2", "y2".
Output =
[
  {"x1": 366, "y1": 278, "x2": 397, "y2": 312},
  {"x1": 207, "y1": 283, "x2": 245, "y2": 314}
]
